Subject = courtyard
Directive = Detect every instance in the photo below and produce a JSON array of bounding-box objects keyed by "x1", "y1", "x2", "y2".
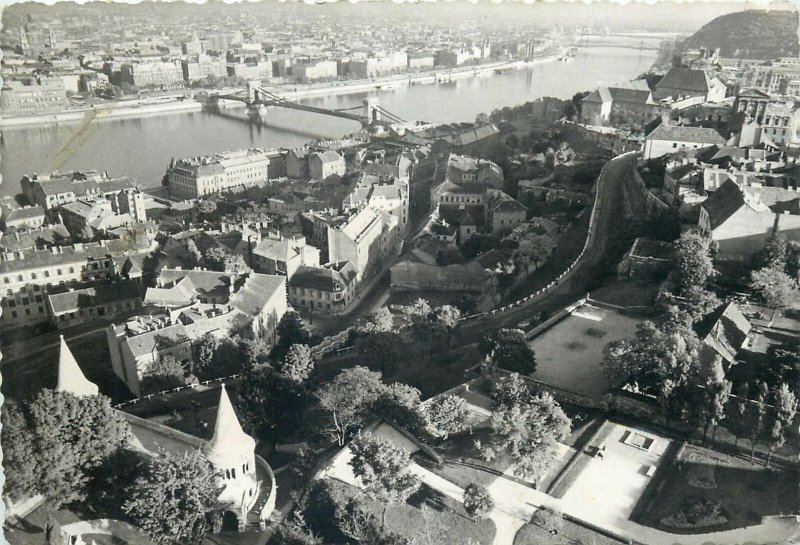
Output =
[
  {"x1": 558, "y1": 421, "x2": 672, "y2": 529},
  {"x1": 528, "y1": 302, "x2": 641, "y2": 398}
]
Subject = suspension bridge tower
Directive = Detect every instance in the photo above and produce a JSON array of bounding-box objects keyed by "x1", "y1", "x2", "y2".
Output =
[
  {"x1": 363, "y1": 97, "x2": 381, "y2": 124},
  {"x1": 246, "y1": 81, "x2": 268, "y2": 123}
]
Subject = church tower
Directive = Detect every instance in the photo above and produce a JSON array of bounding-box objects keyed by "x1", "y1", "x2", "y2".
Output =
[
  {"x1": 203, "y1": 384, "x2": 258, "y2": 510},
  {"x1": 56, "y1": 335, "x2": 99, "y2": 397}
]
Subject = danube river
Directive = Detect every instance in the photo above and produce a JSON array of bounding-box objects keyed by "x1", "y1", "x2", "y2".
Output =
[{"x1": 0, "y1": 37, "x2": 659, "y2": 199}]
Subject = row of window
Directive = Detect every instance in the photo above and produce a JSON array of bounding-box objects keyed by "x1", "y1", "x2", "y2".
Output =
[
  {"x1": 2, "y1": 260, "x2": 111, "y2": 284},
  {"x1": 290, "y1": 286, "x2": 344, "y2": 298}
]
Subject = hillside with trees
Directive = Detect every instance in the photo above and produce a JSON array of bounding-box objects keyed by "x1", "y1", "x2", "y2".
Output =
[{"x1": 676, "y1": 9, "x2": 799, "y2": 60}]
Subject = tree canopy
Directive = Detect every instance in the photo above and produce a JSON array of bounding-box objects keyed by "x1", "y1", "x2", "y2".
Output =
[
  {"x1": 673, "y1": 230, "x2": 716, "y2": 295},
  {"x1": 317, "y1": 366, "x2": 387, "y2": 445},
  {"x1": 238, "y1": 366, "x2": 308, "y2": 446},
  {"x1": 279, "y1": 343, "x2": 315, "y2": 383},
  {"x1": 425, "y1": 394, "x2": 469, "y2": 439},
  {"x1": 479, "y1": 329, "x2": 537, "y2": 374},
  {"x1": 348, "y1": 435, "x2": 420, "y2": 504},
  {"x1": 481, "y1": 392, "x2": 571, "y2": 481},
  {"x1": 2, "y1": 390, "x2": 130, "y2": 507},
  {"x1": 124, "y1": 450, "x2": 221, "y2": 545}
]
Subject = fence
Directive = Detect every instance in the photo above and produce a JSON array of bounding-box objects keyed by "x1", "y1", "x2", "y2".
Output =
[{"x1": 113, "y1": 373, "x2": 242, "y2": 409}]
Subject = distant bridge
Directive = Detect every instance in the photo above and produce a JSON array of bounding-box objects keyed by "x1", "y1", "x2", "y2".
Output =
[{"x1": 204, "y1": 82, "x2": 407, "y2": 127}]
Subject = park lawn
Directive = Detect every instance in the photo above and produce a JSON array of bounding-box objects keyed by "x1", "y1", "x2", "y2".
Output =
[
  {"x1": 636, "y1": 444, "x2": 799, "y2": 533},
  {"x1": 513, "y1": 518, "x2": 621, "y2": 545},
  {"x1": 357, "y1": 483, "x2": 497, "y2": 545}
]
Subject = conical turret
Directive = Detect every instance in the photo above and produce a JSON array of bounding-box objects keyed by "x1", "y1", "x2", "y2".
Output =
[
  {"x1": 203, "y1": 384, "x2": 256, "y2": 474},
  {"x1": 56, "y1": 335, "x2": 99, "y2": 397}
]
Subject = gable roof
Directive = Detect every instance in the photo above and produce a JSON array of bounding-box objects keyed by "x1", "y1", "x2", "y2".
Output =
[
  {"x1": 701, "y1": 179, "x2": 747, "y2": 230},
  {"x1": 696, "y1": 302, "x2": 751, "y2": 363},
  {"x1": 646, "y1": 124, "x2": 727, "y2": 145},
  {"x1": 656, "y1": 67, "x2": 711, "y2": 94}
]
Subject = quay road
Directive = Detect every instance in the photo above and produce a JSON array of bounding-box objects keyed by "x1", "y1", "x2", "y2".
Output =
[{"x1": 453, "y1": 151, "x2": 637, "y2": 341}]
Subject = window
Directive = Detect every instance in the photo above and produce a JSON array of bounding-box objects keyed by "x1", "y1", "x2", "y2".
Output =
[
  {"x1": 2, "y1": 278, "x2": 7, "y2": 285},
  {"x1": 11, "y1": 311, "x2": 17, "y2": 318},
  {"x1": 44, "y1": 271, "x2": 50, "y2": 278},
  {"x1": 57, "y1": 269, "x2": 62, "y2": 276},
  {"x1": 17, "y1": 275, "x2": 23, "y2": 282},
  {"x1": 31, "y1": 273, "x2": 37, "y2": 280},
  {"x1": 672, "y1": 143, "x2": 678, "y2": 148}
]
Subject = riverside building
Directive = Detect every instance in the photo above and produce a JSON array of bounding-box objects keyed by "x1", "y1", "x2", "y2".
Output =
[{"x1": 166, "y1": 148, "x2": 277, "y2": 199}]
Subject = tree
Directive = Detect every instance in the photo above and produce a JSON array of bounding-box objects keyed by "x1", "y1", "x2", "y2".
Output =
[
  {"x1": 196, "y1": 199, "x2": 217, "y2": 216},
  {"x1": 273, "y1": 311, "x2": 312, "y2": 362},
  {"x1": 402, "y1": 298, "x2": 433, "y2": 359},
  {"x1": 481, "y1": 392, "x2": 571, "y2": 481},
  {"x1": 124, "y1": 450, "x2": 221, "y2": 545},
  {"x1": 360, "y1": 307, "x2": 394, "y2": 334},
  {"x1": 763, "y1": 341, "x2": 800, "y2": 393},
  {"x1": 759, "y1": 235, "x2": 788, "y2": 271},
  {"x1": 371, "y1": 382, "x2": 427, "y2": 436},
  {"x1": 1, "y1": 405, "x2": 39, "y2": 502},
  {"x1": 748, "y1": 381, "x2": 770, "y2": 462},
  {"x1": 463, "y1": 482, "x2": 494, "y2": 519},
  {"x1": 140, "y1": 354, "x2": 186, "y2": 395},
  {"x1": 279, "y1": 344, "x2": 315, "y2": 383},
  {"x1": 317, "y1": 366, "x2": 386, "y2": 445},
  {"x1": 223, "y1": 253, "x2": 251, "y2": 274},
  {"x1": 5, "y1": 390, "x2": 130, "y2": 508},
  {"x1": 434, "y1": 305, "x2": 461, "y2": 347},
  {"x1": 602, "y1": 321, "x2": 697, "y2": 407},
  {"x1": 455, "y1": 294, "x2": 478, "y2": 316},
  {"x1": 348, "y1": 435, "x2": 420, "y2": 503},
  {"x1": 673, "y1": 231, "x2": 716, "y2": 295},
  {"x1": 479, "y1": 329, "x2": 537, "y2": 374},
  {"x1": 238, "y1": 367, "x2": 307, "y2": 449},
  {"x1": 491, "y1": 372, "x2": 533, "y2": 409},
  {"x1": 768, "y1": 383, "x2": 798, "y2": 467},
  {"x1": 751, "y1": 266, "x2": 797, "y2": 310},
  {"x1": 237, "y1": 336, "x2": 272, "y2": 370},
  {"x1": 426, "y1": 394, "x2": 469, "y2": 439},
  {"x1": 202, "y1": 246, "x2": 229, "y2": 271},
  {"x1": 700, "y1": 356, "x2": 732, "y2": 444},
  {"x1": 729, "y1": 382, "x2": 750, "y2": 448},
  {"x1": 192, "y1": 335, "x2": 245, "y2": 380},
  {"x1": 357, "y1": 331, "x2": 402, "y2": 374},
  {"x1": 185, "y1": 239, "x2": 202, "y2": 268}
]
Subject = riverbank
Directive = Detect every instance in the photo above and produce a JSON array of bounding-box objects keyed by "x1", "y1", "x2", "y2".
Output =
[{"x1": 0, "y1": 56, "x2": 560, "y2": 129}]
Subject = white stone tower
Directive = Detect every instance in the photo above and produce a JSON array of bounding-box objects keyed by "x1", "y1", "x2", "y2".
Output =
[
  {"x1": 56, "y1": 335, "x2": 99, "y2": 397},
  {"x1": 203, "y1": 385, "x2": 258, "y2": 513}
]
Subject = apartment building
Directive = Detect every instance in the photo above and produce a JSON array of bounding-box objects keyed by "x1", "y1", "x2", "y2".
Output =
[
  {"x1": 328, "y1": 207, "x2": 401, "y2": 280},
  {"x1": 166, "y1": 148, "x2": 273, "y2": 199},
  {"x1": 288, "y1": 262, "x2": 358, "y2": 314},
  {"x1": 0, "y1": 240, "x2": 144, "y2": 327},
  {"x1": 20, "y1": 171, "x2": 146, "y2": 222},
  {"x1": 251, "y1": 235, "x2": 321, "y2": 279},
  {"x1": 107, "y1": 268, "x2": 287, "y2": 395},
  {"x1": 1, "y1": 77, "x2": 69, "y2": 114}
]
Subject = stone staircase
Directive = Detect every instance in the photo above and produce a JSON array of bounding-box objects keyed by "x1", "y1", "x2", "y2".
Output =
[{"x1": 244, "y1": 482, "x2": 272, "y2": 532}]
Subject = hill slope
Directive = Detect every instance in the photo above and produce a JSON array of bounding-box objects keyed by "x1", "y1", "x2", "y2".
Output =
[{"x1": 677, "y1": 9, "x2": 799, "y2": 60}]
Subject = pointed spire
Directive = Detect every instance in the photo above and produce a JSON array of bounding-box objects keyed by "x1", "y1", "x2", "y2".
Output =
[
  {"x1": 56, "y1": 335, "x2": 99, "y2": 397},
  {"x1": 203, "y1": 384, "x2": 256, "y2": 470}
]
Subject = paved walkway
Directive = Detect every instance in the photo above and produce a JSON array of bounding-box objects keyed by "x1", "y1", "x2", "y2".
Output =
[{"x1": 59, "y1": 519, "x2": 156, "y2": 545}]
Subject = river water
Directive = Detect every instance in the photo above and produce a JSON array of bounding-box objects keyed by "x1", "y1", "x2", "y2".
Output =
[{"x1": 0, "y1": 38, "x2": 659, "y2": 199}]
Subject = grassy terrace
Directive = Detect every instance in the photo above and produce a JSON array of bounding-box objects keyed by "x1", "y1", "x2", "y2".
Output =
[
  {"x1": 634, "y1": 443, "x2": 799, "y2": 534},
  {"x1": 329, "y1": 480, "x2": 497, "y2": 545}
]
